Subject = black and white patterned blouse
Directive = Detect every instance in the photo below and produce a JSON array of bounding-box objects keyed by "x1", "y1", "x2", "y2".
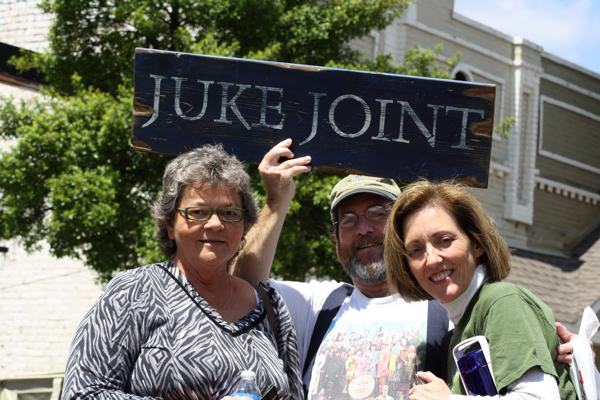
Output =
[{"x1": 62, "y1": 261, "x2": 303, "y2": 400}]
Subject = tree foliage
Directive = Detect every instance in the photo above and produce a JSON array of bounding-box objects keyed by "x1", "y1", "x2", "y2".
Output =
[
  {"x1": 0, "y1": 86, "x2": 167, "y2": 281},
  {"x1": 1, "y1": 0, "x2": 461, "y2": 282},
  {"x1": 18, "y1": 0, "x2": 410, "y2": 96}
]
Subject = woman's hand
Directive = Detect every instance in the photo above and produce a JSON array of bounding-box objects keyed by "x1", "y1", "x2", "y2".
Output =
[
  {"x1": 259, "y1": 138, "x2": 311, "y2": 209},
  {"x1": 408, "y1": 371, "x2": 452, "y2": 400}
]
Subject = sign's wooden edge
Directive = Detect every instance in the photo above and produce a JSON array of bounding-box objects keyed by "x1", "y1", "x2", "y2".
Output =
[{"x1": 133, "y1": 47, "x2": 496, "y2": 90}]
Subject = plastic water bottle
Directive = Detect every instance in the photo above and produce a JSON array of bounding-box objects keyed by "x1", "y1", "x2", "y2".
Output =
[
  {"x1": 231, "y1": 370, "x2": 261, "y2": 400},
  {"x1": 457, "y1": 348, "x2": 498, "y2": 395}
]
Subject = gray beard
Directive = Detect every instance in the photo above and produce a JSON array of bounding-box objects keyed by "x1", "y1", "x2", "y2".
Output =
[{"x1": 343, "y1": 256, "x2": 386, "y2": 284}]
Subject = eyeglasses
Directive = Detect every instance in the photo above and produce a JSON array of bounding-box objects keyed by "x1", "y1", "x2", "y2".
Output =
[
  {"x1": 337, "y1": 204, "x2": 391, "y2": 229},
  {"x1": 177, "y1": 206, "x2": 245, "y2": 222}
]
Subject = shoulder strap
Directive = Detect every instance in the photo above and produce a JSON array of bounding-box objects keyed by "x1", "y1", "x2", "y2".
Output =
[
  {"x1": 256, "y1": 284, "x2": 278, "y2": 344},
  {"x1": 424, "y1": 299, "x2": 453, "y2": 381},
  {"x1": 303, "y1": 283, "x2": 354, "y2": 377}
]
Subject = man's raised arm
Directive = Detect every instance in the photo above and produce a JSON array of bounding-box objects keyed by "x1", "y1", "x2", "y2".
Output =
[{"x1": 232, "y1": 138, "x2": 311, "y2": 285}]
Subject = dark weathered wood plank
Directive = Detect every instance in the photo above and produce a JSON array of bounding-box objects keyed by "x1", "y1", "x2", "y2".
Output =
[{"x1": 132, "y1": 48, "x2": 496, "y2": 187}]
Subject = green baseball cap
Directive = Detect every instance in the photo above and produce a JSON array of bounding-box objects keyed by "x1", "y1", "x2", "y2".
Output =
[{"x1": 329, "y1": 175, "x2": 401, "y2": 221}]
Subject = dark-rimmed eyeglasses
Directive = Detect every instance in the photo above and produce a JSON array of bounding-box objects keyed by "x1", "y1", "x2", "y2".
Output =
[
  {"x1": 177, "y1": 206, "x2": 245, "y2": 222},
  {"x1": 336, "y1": 204, "x2": 391, "y2": 229}
]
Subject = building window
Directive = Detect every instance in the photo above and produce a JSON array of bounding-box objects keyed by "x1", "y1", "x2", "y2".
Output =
[{"x1": 454, "y1": 70, "x2": 469, "y2": 81}]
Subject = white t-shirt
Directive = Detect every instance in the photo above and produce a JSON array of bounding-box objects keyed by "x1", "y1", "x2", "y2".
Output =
[
  {"x1": 270, "y1": 279, "x2": 345, "y2": 370},
  {"x1": 271, "y1": 279, "x2": 429, "y2": 399}
]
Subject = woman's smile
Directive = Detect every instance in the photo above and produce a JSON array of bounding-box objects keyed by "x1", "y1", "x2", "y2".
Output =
[
  {"x1": 403, "y1": 205, "x2": 483, "y2": 303},
  {"x1": 430, "y1": 268, "x2": 453, "y2": 283}
]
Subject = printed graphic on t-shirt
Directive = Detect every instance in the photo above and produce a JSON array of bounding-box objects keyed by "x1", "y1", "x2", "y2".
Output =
[{"x1": 309, "y1": 312, "x2": 426, "y2": 400}]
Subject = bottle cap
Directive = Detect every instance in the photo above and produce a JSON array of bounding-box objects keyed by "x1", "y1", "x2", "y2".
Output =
[{"x1": 240, "y1": 370, "x2": 256, "y2": 380}]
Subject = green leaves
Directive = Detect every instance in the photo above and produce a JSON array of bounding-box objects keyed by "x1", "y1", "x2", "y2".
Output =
[
  {"x1": 331, "y1": 44, "x2": 460, "y2": 79},
  {"x1": 249, "y1": 168, "x2": 344, "y2": 281},
  {"x1": 47, "y1": 166, "x2": 118, "y2": 255},
  {"x1": 22, "y1": 0, "x2": 412, "y2": 96},
  {"x1": 277, "y1": 0, "x2": 407, "y2": 65},
  {"x1": 0, "y1": 97, "x2": 34, "y2": 139},
  {"x1": 494, "y1": 115, "x2": 516, "y2": 139},
  {"x1": 275, "y1": 172, "x2": 343, "y2": 281},
  {"x1": 0, "y1": 88, "x2": 166, "y2": 280}
]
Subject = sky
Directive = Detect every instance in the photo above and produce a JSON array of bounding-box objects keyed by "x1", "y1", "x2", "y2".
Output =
[{"x1": 454, "y1": 0, "x2": 600, "y2": 74}]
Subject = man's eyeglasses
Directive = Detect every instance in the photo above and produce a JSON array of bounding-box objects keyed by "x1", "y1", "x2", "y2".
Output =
[
  {"x1": 177, "y1": 206, "x2": 245, "y2": 222},
  {"x1": 337, "y1": 204, "x2": 391, "y2": 229}
]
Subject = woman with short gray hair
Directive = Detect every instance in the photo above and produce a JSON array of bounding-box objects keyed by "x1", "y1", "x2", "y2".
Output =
[
  {"x1": 152, "y1": 144, "x2": 259, "y2": 257},
  {"x1": 63, "y1": 144, "x2": 303, "y2": 400}
]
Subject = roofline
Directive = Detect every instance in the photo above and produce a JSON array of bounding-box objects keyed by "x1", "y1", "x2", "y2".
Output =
[
  {"x1": 451, "y1": 11, "x2": 513, "y2": 43},
  {"x1": 510, "y1": 247, "x2": 582, "y2": 272},
  {"x1": 0, "y1": 41, "x2": 44, "y2": 84},
  {"x1": 452, "y1": 11, "x2": 542, "y2": 51},
  {"x1": 571, "y1": 224, "x2": 600, "y2": 258},
  {"x1": 542, "y1": 51, "x2": 600, "y2": 80},
  {"x1": 452, "y1": 10, "x2": 600, "y2": 79}
]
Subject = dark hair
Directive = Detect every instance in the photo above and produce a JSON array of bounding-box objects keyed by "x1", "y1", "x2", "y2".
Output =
[
  {"x1": 384, "y1": 180, "x2": 511, "y2": 301},
  {"x1": 152, "y1": 144, "x2": 258, "y2": 257}
]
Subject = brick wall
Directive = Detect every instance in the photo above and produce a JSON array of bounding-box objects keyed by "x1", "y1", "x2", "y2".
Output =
[
  {"x1": 0, "y1": 0, "x2": 51, "y2": 51},
  {"x1": 0, "y1": 240, "x2": 103, "y2": 378}
]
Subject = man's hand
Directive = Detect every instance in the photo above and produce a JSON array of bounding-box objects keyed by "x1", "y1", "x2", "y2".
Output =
[
  {"x1": 259, "y1": 138, "x2": 311, "y2": 210},
  {"x1": 556, "y1": 322, "x2": 576, "y2": 364}
]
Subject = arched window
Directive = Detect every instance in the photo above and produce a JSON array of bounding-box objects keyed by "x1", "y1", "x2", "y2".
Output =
[{"x1": 454, "y1": 70, "x2": 469, "y2": 81}]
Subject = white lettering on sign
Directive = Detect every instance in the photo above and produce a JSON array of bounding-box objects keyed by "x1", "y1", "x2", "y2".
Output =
[
  {"x1": 396, "y1": 102, "x2": 444, "y2": 147},
  {"x1": 142, "y1": 74, "x2": 487, "y2": 151},
  {"x1": 214, "y1": 82, "x2": 252, "y2": 130},
  {"x1": 371, "y1": 99, "x2": 394, "y2": 142},
  {"x1": 328, "y1": 94, "x2": 372, "y2": 138},
  {"x1": 299, "y1": 92, "x2": 327, "y2": 146},
  {"x1": 446, "y1": 106, "x2": 485, "y2": 150},
  {"x1": 141, "y1": 74, "x2": 166, "y2": 128},
  {"x1": 252, "y1": 85, "x2": 285, "y2": 130},
  {"x1": 173, "y1": 77, "x2": 213, "y2": 121}
]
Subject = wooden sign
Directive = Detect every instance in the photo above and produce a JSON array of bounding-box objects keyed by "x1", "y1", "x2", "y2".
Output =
[{"x1": 132, "y1": 48, "x2": 496, "y2": 187}]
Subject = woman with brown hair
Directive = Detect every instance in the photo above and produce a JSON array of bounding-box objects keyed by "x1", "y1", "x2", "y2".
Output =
[{"x1": 384, "y1": 180, "x2": 575, "y2": 399}]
